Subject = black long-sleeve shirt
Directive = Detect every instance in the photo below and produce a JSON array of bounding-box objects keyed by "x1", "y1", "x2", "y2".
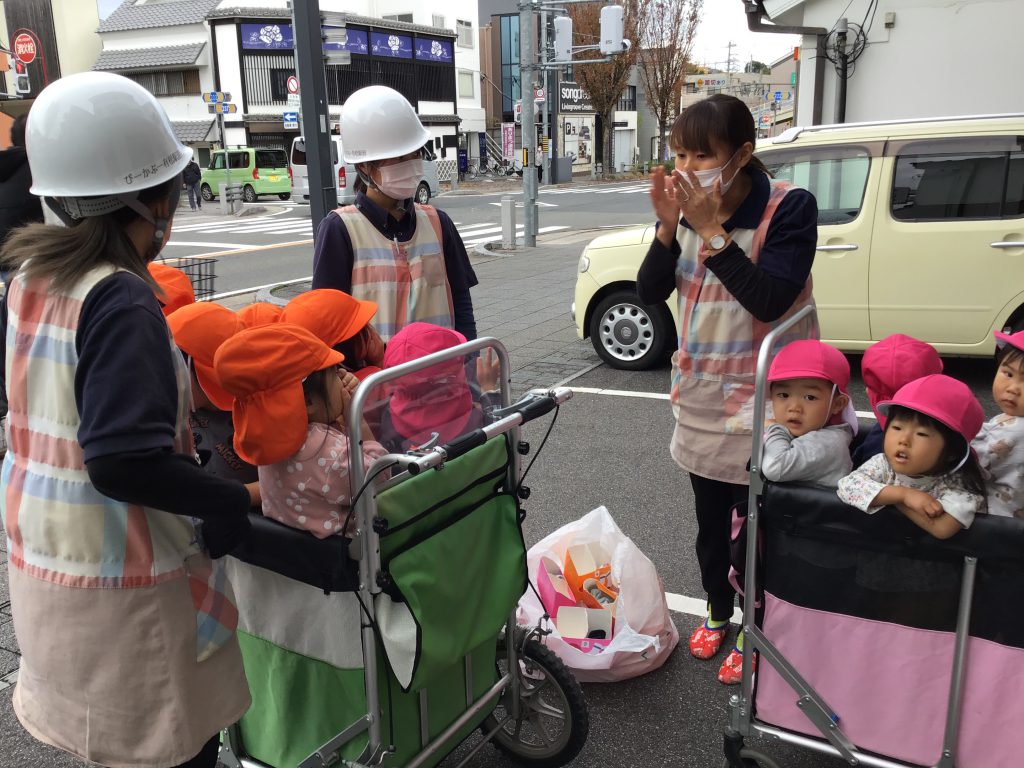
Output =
[
  {"x1": 637, "y1": 169, "x2": 818, "y2": 323},
  {"x1": 311, "y1": 191, "x2": 479, "y2": 340}
]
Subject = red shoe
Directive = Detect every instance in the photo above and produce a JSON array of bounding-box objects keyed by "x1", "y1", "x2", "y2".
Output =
[
  {"x1": 717, "y1": 646, "x2": 756, "y2": 685},
  {"x1": 689, "y1": 621, "x2": 728, "y2": 660}
]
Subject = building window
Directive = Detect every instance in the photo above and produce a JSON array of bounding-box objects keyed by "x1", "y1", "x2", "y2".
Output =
[
  {"x1": 616, "y1": 85, "x2": 636, "y2": 112},
  {"x1": 383, "y1": 13, "x2": 413, "y2": 22},
  {"x1": 499, "y1": 14, "x2": 520, "y2": 114},
  {"x1": 458, "y1": 69, "x2": 475, "y2": 98},
  {"x1": 243, "y1": 52, "x2": 295, "y2": 105},
  {"x1": 432, "y1": 14, "x2": 445, "y2": 28},
  {"x1": 456, "y1": 19, "x2": 474, "y2": 48},
  {"x1": 123, "y1": 69, "x2": 200, "y2": 97}
]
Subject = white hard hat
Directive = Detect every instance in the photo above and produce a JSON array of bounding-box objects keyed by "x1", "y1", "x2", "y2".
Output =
[
  {"x1": 27, "y1": 71, "x2": 190, "y2": 200},
  {"x1": 340, "y1": 85, "x2": 431, "y2": 164}
]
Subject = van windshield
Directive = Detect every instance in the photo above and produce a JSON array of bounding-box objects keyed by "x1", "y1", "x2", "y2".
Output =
[{"x1": 256, "y1": 150, "x2": 288, "y2": 169}]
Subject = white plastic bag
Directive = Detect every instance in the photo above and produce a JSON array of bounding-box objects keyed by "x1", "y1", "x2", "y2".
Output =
[{"x1": 518, "y1": 506, "x2": 679, "y2": 682}]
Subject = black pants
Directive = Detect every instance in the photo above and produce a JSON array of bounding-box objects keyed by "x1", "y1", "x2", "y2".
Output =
[
  {"x1": 690, "y1": 473, "x2": 747, "y2": 623},
  {"x1": 172, "y1": 735, "x2": 220, "y2": 768}
]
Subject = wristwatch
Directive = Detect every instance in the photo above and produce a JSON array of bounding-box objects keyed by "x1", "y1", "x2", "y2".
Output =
[{"x1": 706, "y1": 232, "x2": 728, "y2": 251}]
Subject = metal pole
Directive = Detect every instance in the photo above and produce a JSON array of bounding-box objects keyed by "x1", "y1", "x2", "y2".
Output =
[
  {"x1": 219, "y1": 112, "x2": 230, "y2": 213},
  {"x1": 836, "y1": 18, "x2": 848, "y2": 123},
  {"x1": 293, "y1": 0, "x2": 337, "y2": 232},
  {"x1": 519, "y1": 0, "x2": 537, "y2": 247},
  {"x1": 540, "y1": 8, "x2": 549, "y2": 188}
]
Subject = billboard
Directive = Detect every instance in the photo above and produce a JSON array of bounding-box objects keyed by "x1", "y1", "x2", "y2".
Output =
[
  {"x1": 3, "y1": 0, "x2": 61, "y2": 98},
  {"x1": 559, "y1": 82, "x2": 594, "y2": 114}
]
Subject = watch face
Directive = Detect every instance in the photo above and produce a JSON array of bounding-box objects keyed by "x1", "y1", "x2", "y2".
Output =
[{"x1": 710, "y1": 234, "x2": 726, "y2": 250}]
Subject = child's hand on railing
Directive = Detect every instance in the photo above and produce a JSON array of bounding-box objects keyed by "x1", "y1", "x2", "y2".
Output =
[
  {"x1": 898, "y1": 488, "x2": 945, "y2": 519},
  {"x1": 476, "y1": 347, "x2": 501, "y2": 393}
]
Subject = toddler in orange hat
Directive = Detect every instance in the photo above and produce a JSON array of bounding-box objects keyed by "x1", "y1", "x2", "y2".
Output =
[
  {"x1": 167, "y1": 302, "x2": 258, "y2": 497},
  {"x1": 148, "y1": 261, "x2": 195, "y2": 316},
  {"x1": 281, "y1": 288, "x2": 384, "y2": 381},
  {"x1": 215, "y1": 323, "x2": 388, "y2": 538}
]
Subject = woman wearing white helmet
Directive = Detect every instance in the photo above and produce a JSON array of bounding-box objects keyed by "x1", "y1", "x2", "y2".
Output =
[
  {"x1": 0, "y1": 72, "x2": 252, "y2": 768},
  {"x1": 311, "y1": 85, "x2": 477, "y2": 342}
]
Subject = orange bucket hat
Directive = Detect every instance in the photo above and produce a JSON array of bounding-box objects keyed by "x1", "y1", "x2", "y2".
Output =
[
  {"x1": 281, "y1": 289, "x2": 377, "y2": 347},
  {"x1": 148, "y1": 262, "x2": 195, "y2": 316},
  {"x1": 214, "y1": 323, "x2": 345, "y2": 466},
  {"x1": 167, "y1": 303, "x2": 246, "y2": 411},
  {"x1": 239, "y1": 302, "x2": 283, "y2": 328}
]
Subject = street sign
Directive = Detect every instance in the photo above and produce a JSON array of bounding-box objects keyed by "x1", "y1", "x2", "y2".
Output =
[
  {"x1": 283, "y1": 111, "x2": 299, "y2": 130},
  {"x1": 790, "y1": 72, "x2": 797, "y2": 86},
  {"x1": 207, "y1": 102, "x2": 237, "y2": 114},
  {"x1": 286, "y1": 75, "x2": 299, "y2": 95},
  {"x1": 534, "y1": 87, "x2": 545, "y2": 103},
  {"x1": 203, "y1": 91, "x2": 231, "y2": 104},
  {"x1": 774, "y1": 91, "x2": 782, "y2": 102},
  {"x1": 13, "y1": 33, "x2": 35, "y2": 65},
  {"x1": 287, "y1": 93, "x2": 301, "y2": 107}
]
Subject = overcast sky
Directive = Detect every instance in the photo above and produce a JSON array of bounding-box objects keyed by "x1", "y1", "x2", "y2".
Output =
[
  {"x1": 97, "y1": 0, "x2": 119, "y2": 20},
  {"x1": 690, "y1": 2, "x2": 800, "y2": 70}
]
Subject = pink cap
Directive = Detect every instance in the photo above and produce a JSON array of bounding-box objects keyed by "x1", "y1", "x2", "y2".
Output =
[
  {"x1": 768, "y1": 340, "x2": 857, "y2": 434},
  {"x1": 877, "y1": 374, "x2": 984, "y2": 445},
  {"x1": 862, "y1": 334, "x2": 943, "y2": 422},
  {"x1": 995, "y1": 329, "x2": 1024, "y2": 355}
]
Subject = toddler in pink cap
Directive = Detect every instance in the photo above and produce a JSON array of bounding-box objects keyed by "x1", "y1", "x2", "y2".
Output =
[
  {"x1": 761, "y1": 340, "x2": 857, "y2": 487},
  {"x1": 838, "y1": 375, "x2": 987, "y2": 539},
  {"x1": 972, "y1": 330, "x2": 1024, "y2": 518}
]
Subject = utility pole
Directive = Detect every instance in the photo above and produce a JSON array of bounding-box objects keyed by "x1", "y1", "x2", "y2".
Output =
[
  {"x1": 520, "y1": 0, "x2": 537, "y2": 246},
  {"x1": 725, "y1": 40, "x2": 736, "y2": 73},
  {"x1": 540, "y1": 8, "x2": 549, "y2": 189},
  {"x1": 293, "y1": 0, "x2": 337, "y2": 231}
]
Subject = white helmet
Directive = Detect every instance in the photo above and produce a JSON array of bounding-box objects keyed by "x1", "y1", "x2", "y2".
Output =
[
  {"x1": 28, "y1": 72, "x2": 190, "y2": 205},
  {"x1": 340, "y1": 85, "x2": 431, "y2": 164}
]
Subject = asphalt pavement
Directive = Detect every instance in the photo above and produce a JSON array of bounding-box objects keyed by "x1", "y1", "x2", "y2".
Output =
[{"x1": 0, "y1": 181, "x2": 1001, "y2": 768}]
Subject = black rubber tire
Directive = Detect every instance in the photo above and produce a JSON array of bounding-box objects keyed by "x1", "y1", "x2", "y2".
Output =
[
  {"x1": 242, "y1": 184, "x2": 258, "y2": 203},
  {"x1": 200, "y1": 183, "x2": 214, "y2": 201},
  {"x1": 481, "y1": 628, "x2": 589, "y2": 767},
  {"x1": 589, "y1": 289, "x2": 672, "y2": 371},
  {"x1": 415, "y1": 182, "x2": 430, "y2": 204},
  {"x1": 278, "y1": 192, "x2": 291, "y2": 201},
  {"x1": 720, "y1": 747, "x2": 784, "y2": 768}
]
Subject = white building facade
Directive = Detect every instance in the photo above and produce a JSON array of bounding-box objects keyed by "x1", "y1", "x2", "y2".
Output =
[{"x1": 760, "y1": 0, "x2": 1024, "y2": 126}]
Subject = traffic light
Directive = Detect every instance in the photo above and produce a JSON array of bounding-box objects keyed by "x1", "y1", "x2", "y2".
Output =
[
  {"x1": 13, "y1": 60, "x2": 29, "y2": 95},
  {"x1": 599, "y1": 5, "x2": 629, "y2": 55},
  {"x1": 553, "y1": 16, "x2": 573, "y2": 62}
]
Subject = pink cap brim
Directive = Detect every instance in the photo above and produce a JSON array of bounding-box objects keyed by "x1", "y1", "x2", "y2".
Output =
[{"x1": 995, "y1": 330, "x2": 1024, "y2": 353}]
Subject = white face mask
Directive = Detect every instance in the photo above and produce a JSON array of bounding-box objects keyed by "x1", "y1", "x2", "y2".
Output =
[
  {"x1": 376, "y1": 158, "x2": 423, "y2": 201},
  {"x1": 690, "y1": 150, "x2": 741, "y2": 194}
]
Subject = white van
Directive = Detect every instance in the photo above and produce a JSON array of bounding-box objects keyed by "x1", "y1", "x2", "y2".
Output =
[{"x1": 290, "y1": 136, "x2": 440, "y2": 205}]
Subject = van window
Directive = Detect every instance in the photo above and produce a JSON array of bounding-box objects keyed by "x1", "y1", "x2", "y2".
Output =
[
  {"x1": 256, "y1": 150, "x2": 287, "y2": 169},
  {"x1": 229, "y1": 152, "x2": 250, "y2": 170},
  {"x1": 210, "y1": 153, "x2": 226, "y2": 170},
  {"x1": 891, "y1": 152, "x2": 1010, "y2": 221},
  {"x1": 291, "y1": 141, "x2": 306, "y2": 166},
  {"x1": 1003, "y1": 152, "x2": 1024, "y2": 217},
  {"x1": 760, "y1": 146, "x2": 871, "y2": 225}
]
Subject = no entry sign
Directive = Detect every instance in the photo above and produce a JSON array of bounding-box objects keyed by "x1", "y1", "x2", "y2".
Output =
[{"x1": 13, "y1": 33, "x2": 36, "y2": 65}]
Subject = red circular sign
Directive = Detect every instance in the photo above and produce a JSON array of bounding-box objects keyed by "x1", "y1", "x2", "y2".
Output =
[
  {"x1": 13, "y1": 33, "x2": 36, "y2": 65},
  {"x1": 286, "y1": 75, "x2": 299, "y2": 95}
]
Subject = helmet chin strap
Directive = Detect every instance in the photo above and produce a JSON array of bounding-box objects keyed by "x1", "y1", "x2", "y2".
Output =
[{"x1": 46, "y1": 174, "x2": 182, "y2": 259}]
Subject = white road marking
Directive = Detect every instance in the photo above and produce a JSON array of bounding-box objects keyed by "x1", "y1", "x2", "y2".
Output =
[
  {"x1": 570, "y1": 386, "x2": 669, "y2": 400},
  {"x1": 665, "y1": 592, "x2": 743, "y2": 623},
  {"x1": 164, "y1": 241, "x2": 251, "y2": 249},
  {"x1": 209, "y1": 275, "x2": 313, "y2": 301}
]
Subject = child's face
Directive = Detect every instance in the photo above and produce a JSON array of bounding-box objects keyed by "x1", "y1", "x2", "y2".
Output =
[
  {"x1": 307, "y1": 366, "x2": 348, "y2": 426},
  {"x1": 992, "y1": 355, "x2": 1024, "y2": 417},
  {"x1": 884, "y1": 416, "x2": 946, "y2": 476},
  {"x1": 770, "y1": 377, "x2": 845, "y2": 437}
]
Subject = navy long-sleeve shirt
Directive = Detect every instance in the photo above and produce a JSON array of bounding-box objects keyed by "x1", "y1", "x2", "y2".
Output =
[
  {"x1": 636, "y1": 169, "x2": 818, "y2": 323},
  {"x1": 311, "y1": 192, "x2": 479, "y2": 340}
]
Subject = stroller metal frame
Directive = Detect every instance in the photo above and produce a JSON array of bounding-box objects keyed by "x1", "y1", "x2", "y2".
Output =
[
  {"x1": 220, "y1": 337, "x2": 578, "y2": 768},
  {"x1": 725, "y1": 305, "x2": 976, "y2": 768}
]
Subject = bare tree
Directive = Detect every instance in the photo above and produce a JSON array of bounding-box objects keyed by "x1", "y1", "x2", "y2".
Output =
[
  {"x1": 567, "y1": 1, "x2": 641, "y2": 178},
  {"x1": 635, "y1": 0, "x2": 703, "y2": 163}
]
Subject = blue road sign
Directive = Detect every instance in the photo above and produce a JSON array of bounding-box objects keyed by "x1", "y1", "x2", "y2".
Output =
[
  {"x1": 283, "y1": 111, "x2": 299, "y2": 130},
  {"x1": 203, "y1": 91, "x2": 231, "y2": 104},
  {"x1": 774, "y1": 91, "x2": 782, "y2": 102}
]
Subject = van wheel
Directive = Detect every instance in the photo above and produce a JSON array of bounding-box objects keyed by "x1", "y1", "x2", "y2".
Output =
[
  {"x1": 200, "y1": 183, "x2": 214, "y2": 201},
  {"x1": 415, "y1": 182, "x2": 430, "y2": 205},
  {"x1": 278, "y1": 193, "x2": 291, "y2": 201},
  {"x1": 242, "y1": 185, "x2": 258, "y2": 203},
  {"x1": 589, "y1": 290, "x2": 672, "y2": 371}
]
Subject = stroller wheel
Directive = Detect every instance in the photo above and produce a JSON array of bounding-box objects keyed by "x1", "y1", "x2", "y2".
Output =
[
  {"x1": 720, "y1": 747, "x2": 784, "y2": 768},
  {"x1": 481, "y1": 627, "x2": 589, "y2": 767}
]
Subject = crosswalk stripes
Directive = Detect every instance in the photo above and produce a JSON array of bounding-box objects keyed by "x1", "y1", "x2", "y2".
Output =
[
  {"x1": 169, "y1": 217, "x2": 569, "y2": 246},
  {"x1": 540, "y1": 182, "x2": 649, "y2": 196}
]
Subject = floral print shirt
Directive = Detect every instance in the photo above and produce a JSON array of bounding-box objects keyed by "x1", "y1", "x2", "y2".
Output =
[{"x1": 972, "y1": 414, "x2": 1024, "y2": 518}]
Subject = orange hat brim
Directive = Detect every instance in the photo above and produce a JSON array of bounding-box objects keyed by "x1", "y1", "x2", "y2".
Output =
[
  {"x1": 282, "y1": 289, "x2": 378, "y2": 347},
  {"x1": 194, "y1": 361, "x2": 236, "y2": 411}
]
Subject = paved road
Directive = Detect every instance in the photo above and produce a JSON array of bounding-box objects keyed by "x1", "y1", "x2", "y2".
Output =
[{"x1": 0, "y1": 180, "x2": 1001, "y2": 768}]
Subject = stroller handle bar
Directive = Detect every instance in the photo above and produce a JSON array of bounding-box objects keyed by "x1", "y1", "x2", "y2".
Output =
[{"x1": 373, "y1": 387, "x2": 573, "y2": 477}]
